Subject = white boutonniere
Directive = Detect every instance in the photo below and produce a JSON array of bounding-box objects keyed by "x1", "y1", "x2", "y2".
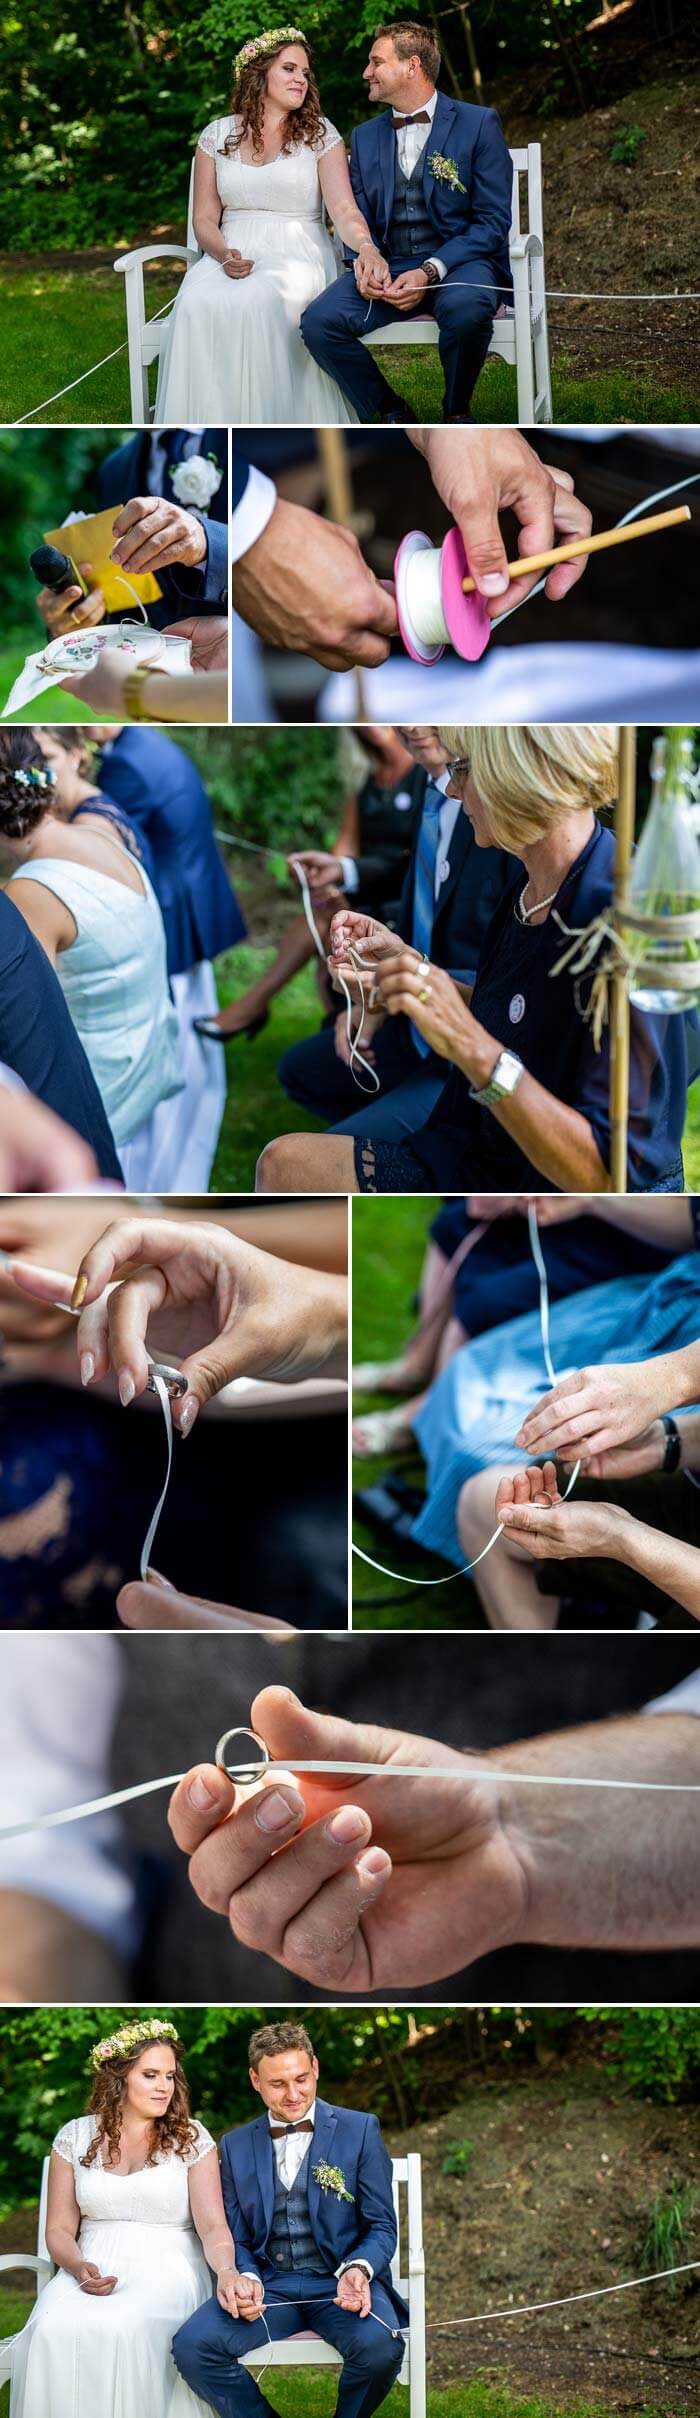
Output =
[
  {"x1": 170, "y1": 452, "x2": 222, "y2": 509},
  {"x1": 427, "y1": 150, "x2": 467, "y2": 195},
  {"x1": 313, "y1": 2160, "x2": 354, "y2": 2204}
]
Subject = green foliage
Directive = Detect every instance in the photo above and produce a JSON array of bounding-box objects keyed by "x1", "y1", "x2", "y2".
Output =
[
  {"x1": 0, "y1": 427, "x2": 130, "y2": 626},
  {"x1": 441, "y1": 2139, "x2": 474, "y2": 2178},
  {"x1": 639, "y1": 2183, "x2": 697, "y2": 2286},
  {"x1": 190, "y1": 726, "x2": 343, "y2": 854},
  {"x1": 582, "y1": 2008, "x2": 700, "y2": 2103},
  {"x1": 609, "y1": 122, "x2": 647, "y2": 165}
]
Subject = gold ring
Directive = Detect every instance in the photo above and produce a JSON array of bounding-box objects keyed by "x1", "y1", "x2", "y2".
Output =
[{"x1": 418, "y1": 986, "x2": 432, "y2": 1004}]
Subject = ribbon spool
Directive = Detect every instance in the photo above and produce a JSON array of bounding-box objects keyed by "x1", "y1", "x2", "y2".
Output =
[
  {"x1": 215, "y1": 1726, "x2": 271, "y2": 1786},
  {"x1": 394, "y1": 527, "x2": 491, "y2": 666}
]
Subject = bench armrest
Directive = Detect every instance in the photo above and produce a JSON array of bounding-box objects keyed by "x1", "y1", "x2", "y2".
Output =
[
  {"x1": 0, "y1": 2254, "x2": 52, "y2": 2279},
  {"x1": 114, "y1": 245, "x2": 198, "y2": 275},
  {"x1": 509, "y1": 232, "x2": 543, "y2": 261}
]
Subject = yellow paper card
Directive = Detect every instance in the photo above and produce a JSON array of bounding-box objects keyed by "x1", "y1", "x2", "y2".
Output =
[{"x1": 44, "y1": 506, "x2": 163, "y2": 611}]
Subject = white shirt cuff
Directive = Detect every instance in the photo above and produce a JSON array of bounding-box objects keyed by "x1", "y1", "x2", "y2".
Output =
[
  {"x1": 336, "y1": 2259, "x2": 374, "y2": 2280},
  {"x1": 425, "y1": 258, "x2": 447, "y2": 281},
  {"x1": 231, "y1": 466, "x2": 277, "y2": 566},
  {"x1": 340, "y1": 857, "x2": 360, "y2": 893},
  {"x1": 643, "y1": 1673, "x2": 700, "y2": 1719}
]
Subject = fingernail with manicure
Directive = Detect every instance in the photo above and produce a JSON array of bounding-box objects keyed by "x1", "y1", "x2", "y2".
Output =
[
  {"x1": 255, "y1": 1788, "x2": 304, "y2": 1832},
  {"x1": 71, "y1": 1273, "x2": 88, "y2": 1310},
  {"x1": 118, "y1": 1371, "x2": 135, "y2": 1407},
  {"x1": 179, "y1": 1393, "x2": 199, "y2": 1438},
  {"x1": 80, "y1": 1352, "x2": 95, "y2": 1388},
  {"x1": 188, "y1": 1774, "x2": 216, "y2": 1810},
  {"x1": 328, "y1": 1807, "x2": 369, "y2": 1845}
]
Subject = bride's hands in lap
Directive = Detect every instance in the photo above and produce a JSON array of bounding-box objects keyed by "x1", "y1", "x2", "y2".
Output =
[
  {"x1": 77, "y1": 2262, "x2": 118, "y2": 2296},
  {"x1": 223, "y1": 248, "x2": 254, "y2": 279},
  {"x1": 11, "y1": 1215, "x2": 347, "y2": 1431}
]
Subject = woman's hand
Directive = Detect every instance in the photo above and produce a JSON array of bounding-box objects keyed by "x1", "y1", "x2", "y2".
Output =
[
  {"x1": 223, "y1": 248, "x2": 254, "y2": 278},
  {"x1": 515, "y1": 1359, "x2": 683, "y2": 1463},
  {"x1": 496, "y1": 1461, "x2": 561, "y2": 1521},
  {"x1": 166, "y1": 1684, "x2": 528, "y2": 1992},
  {"x1": 0, "y1": 1200, "x2": 118, "y2": 1347},
  {"x1": 12, "y1": 1215, "x2": 347, "y2": 1432},
  {"x1": 117, "y1": 1573, "x2": 294, "y2": 1634},
  {"x1": 61, "y1": 647, "x2": 147, "y2": 716},
  {"x1": 329, "y1": 908, "x2": 399, "y2": 966},
  {"x1": 498, "y1": 1487, "x2": 636, "y2": 1562},
  {"x1": 467, "y1": 1195, "x2": 585, "y2": 1228},
  {"x1": 369, "y1": 954, "x2": 495, "y2": 1079},
  {"x1": 77, "y1": 2262, "x2": 118, "y2": 2296}
]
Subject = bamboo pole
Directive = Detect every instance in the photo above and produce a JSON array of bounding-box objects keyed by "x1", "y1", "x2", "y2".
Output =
[
  {"x1": 460, "y1": 504, "x2": 691, "y2": 593},
  {"x1": 609, "y1": 726, "x2": 637, "y2": 1193},
  {"x1": 317, "y1": 430, "x2": 367, "y2": 720}
]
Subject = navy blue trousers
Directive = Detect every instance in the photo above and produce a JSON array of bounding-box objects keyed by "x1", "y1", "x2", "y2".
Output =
[
  {"x1": 301, "y1": 254, "x2": 498, "y2": 418},
  {"x1": 172, "y1": 2272, "x2": 404, "y2": 2418},
  {"x1": 278, "y1": 1018, "x2": 445, "y2": 1139}
]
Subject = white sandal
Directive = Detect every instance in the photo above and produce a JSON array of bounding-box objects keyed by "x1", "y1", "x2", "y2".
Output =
[
  {"x1": 351, "y1": 1360, "x2": 415, "y2": 1394},
  {"x1": 352, "y1": 1409, "x2": 416, "y2": 1459}
]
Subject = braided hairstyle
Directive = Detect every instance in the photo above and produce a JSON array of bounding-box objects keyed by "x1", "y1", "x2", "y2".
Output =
[{"x1": 0, "y1": 731, "x2": 57, "y2": 840}]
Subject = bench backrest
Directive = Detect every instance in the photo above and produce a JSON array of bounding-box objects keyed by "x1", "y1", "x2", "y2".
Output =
[{"x1": 186, "y1": 136, "x2": 542, "y2": 251}]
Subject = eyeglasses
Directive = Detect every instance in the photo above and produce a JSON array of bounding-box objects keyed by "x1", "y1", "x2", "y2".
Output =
[{"x1": 445, "y1": 757, "x2": 471, "y2": 779}]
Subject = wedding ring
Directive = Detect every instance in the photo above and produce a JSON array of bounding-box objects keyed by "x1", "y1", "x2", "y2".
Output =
[
  {"x1": 147, "y1": 1363, "x2": 188, "y2": 1400},
  {"x1": 215, "y1": 1726, "x2": 271, "y2": 1786},
  {"x1": 418, "y1": 985, "x2": 432, "y2": 1003}
]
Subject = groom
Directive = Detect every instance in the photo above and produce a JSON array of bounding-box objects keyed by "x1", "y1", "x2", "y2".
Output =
[
  {"x1": 301, "y1": 21, "x2": 513, "y2": 422},
  {"x1": 172, "y1": 2020, "x2": 407, "y2": 2418}
]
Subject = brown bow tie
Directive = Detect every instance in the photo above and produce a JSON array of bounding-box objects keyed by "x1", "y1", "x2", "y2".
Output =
[
  {"x1": 392, "y1": 111, "x2": 430, "y2": 128},
  {"x1": 270, "y1": 2120, "x2": 314, "y2": 2138}
]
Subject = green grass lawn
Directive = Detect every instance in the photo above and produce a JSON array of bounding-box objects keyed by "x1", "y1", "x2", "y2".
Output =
[
  {"x1": 210, "y1": 946, "x2": 325, "y2": 1191},
  {"x1": 683, "y1": 1085, "x2": 700, "y2": 1188},
  {"x1": 350, "y1": 1195, "x2": 484, "y2": 1631},
  {"x1": 0, "y1": 2291, "x2": 675, "y2": 2418},
  {"x1": 0, "y1": 629, "x2": 95, "y2": 721},
  {"x1": 1, "y1": 264, "x2": 696, "y2": 425}
]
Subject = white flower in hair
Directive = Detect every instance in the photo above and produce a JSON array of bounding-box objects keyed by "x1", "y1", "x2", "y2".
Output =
[{"x1": 171, "y1": 454, "x2": 223, "y2": 509}]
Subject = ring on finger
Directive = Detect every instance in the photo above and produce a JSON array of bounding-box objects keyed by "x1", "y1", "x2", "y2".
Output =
[{"x1": 418, "y1": 985, "x2": 432, "y2": 1004}]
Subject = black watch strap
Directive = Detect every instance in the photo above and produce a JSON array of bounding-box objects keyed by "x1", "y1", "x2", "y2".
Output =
[
  {"x1": 422, "y1": 260, "x2": 441, "y2": 285},
  {"x1": 661, "y1": 1413, "x2": 681, "y2": 1474}
]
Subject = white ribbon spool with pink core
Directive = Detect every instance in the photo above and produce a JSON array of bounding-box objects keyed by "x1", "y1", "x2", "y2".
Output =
[{"x1": 394, "y1": 527, "x2": 491, "y2": 666}]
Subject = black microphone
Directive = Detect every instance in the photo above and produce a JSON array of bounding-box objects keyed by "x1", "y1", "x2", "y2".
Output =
[{"x1": 30, "y1": 543, "x2": 79, "y2": 595}]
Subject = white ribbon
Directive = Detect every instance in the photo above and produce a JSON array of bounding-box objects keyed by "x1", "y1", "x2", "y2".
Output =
[
  {"x1": 353, "y1": 1204, "x2": 580, "y2": 1584},
  {"x1": 140, "y1": 1370, "x2": 174, "y2": 1581}
]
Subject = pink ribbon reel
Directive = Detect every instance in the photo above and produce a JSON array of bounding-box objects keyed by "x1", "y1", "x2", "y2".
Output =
[{"x1": 394, "y1": 527, "x2": 491, "y2": 665}]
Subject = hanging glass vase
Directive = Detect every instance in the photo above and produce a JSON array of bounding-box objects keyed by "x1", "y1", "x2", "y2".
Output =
[{"x1": 621, "y1": 730, "x2": 700, "y2": 1014}]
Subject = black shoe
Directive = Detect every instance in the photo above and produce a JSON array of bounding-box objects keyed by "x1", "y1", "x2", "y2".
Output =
[
  {"x1": 193, "y1": 1009, "x2": 269, "y2": 1043},
  {"x1": 354, "y1": 1472, "x2": 428, "y2": 1544},
  {"x1": 380, "y1": 392, "x2": 419, "y2": 424}
]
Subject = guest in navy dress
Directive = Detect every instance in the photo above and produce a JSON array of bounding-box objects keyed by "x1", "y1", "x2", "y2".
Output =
[{"x1": 0, "y1": 891, "x2": 122, "y2": 1184}]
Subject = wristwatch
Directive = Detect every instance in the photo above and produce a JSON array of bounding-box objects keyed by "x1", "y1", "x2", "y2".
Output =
[
  {"x1": 421, "y1": 261, "x2": 441, "y2": 285},
  {"x1": 660, "y1": 1413, "x2": 682, "y2": 1474},
  {"x1": 469, "y1": 1048, "x2": 525, "y2": 1106}
]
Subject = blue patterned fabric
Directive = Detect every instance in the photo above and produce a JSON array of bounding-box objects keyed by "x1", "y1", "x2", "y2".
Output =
[{"x1": 412, "y1": 1247, "x2": 700, "y2": 1567}]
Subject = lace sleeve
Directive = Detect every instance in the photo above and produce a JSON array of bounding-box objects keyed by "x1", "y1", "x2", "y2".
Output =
[
  {"x1": 52, "y1": 2120, "x2": 79, "y2": 2164},
  {"x1": 185, "y1": 2121, "x2": 217, "y2": 2165},
  {"x1": 197, "y1": 120, "x2": 222, "y2": 158},
  {"x1": 320, "y1": 117, "x2": 344, "y2": 156}
]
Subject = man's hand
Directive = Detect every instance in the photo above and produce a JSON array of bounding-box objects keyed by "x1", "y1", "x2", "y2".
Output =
[
  {"x1": 165, "y1": 616, "x2": 228, "y2": 671},
  {"x1": 289, "y1": 850, "x2": 346, "y2": 898},
  {"x1": 77, "y1": 2262, "x2": 118, "y2": 2296},
  {"x1": 408, "y1": 429, "x2": 592, "y2": 610},
  {"x1": 336, "y1": 2265, "x2": 372, "y2": 2316},
  {"x1": 36, "y1": 561, "x2": 106, "y2": 637},
  {"x1": 111, "y1": 496, "x2": 207, "y2": 578},
  {"x1": 515, "y1": 1358, "x2": 687, "y2": 1465},
  {"x1": 355, "y1": 245, "x2": 391, "y2": 297},
  {"x1": 217, "y1": 2269, "x2": 262, "y2": 2317},
  {"x1": 0, "y1": 1086, "x2": 99, "y2": 1195},
  {"x1": 166, "y1": 1684, "x2": 527, "y2": 1991},
  {"x1": 497, "y1": 1471, "x2": 636, "y2": 1563},
  {"x1": 222, "y1": 249, "x2": 254, "y2": 279},
  {"x1": 233, "y1": 499, "x2": 397, "y2": 671},
  {"x1": 385, "y1": 267, "x2": 429, "y2": 311}
]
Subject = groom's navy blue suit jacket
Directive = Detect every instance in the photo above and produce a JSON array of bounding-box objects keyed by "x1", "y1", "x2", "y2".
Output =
[
  {"x1": 219, "y1": 2099, "x2": 408, "y2": 2321},
  {"x1": 349, "y1": 92, "x2": 512, "y2": 290},
  {"x1": 94, "y1": 429, "x2": 228, "y2": 626}
]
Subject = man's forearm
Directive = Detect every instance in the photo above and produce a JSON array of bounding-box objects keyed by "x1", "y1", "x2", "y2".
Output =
[
  {"x1": 491, "y1": 1716, "x2": 700, "y2": 1950},
  {"x1": 619, "y1": 1512, "x2": 700, "y2": 1622}
]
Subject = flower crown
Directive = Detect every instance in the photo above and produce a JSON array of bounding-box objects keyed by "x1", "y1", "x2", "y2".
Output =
[
  {"x1": 234, "y1": 26, "x2": 308, "y2": 76},
  {"x1": 14, "y1": 765, "x2": 56, "y2": 790},
  {"x1": 91, "y1": 2018, "x2": 180, "y2": 2072}
]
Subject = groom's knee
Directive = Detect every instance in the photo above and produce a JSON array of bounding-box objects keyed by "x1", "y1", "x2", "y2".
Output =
[
  {"x1": 342, "y1": 2321, "x2": 403, "y2": 2382},
  {"x1": 172, "y1": 2308, "x2": 206, "y2": 2383}
]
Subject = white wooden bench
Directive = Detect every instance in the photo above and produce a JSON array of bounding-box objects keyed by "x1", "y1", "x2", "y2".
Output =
[
  {"x1": 115, "y1": 144, "x2": 552, "y2": 425},
  {"x1": 0, "y1": 2150, "x2": 426, "y2": 2418}
]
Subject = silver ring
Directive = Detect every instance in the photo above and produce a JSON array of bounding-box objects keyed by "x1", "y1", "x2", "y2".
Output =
[
  {"x1": 148, "y1": 1363, "x2": 188, "y2": 1400},
  {"x1": 215, "y1": 1726, "x2": 270, "y2": 1786}
]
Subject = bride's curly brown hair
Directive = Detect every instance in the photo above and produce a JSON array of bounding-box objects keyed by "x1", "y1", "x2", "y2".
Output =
[
  {"x1": 81, "y1": 2034, "x2": 198, "y2": 2170},
  {"x1": 224, "y1": 37, "x2": 325, "y2": 157}
]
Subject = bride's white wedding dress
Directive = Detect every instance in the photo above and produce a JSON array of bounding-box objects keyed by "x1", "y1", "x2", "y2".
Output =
[
  {"x1": 9, "y1": 2116, "x2": 214, "y2": 2418},
  {"x1": 155, "y1": 115, "x2": 358, "y2": 425}
]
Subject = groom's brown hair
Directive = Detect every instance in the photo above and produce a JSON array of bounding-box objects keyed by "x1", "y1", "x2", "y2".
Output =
[
  {"x1": 249, "y1": 2021, "x2": 316, "y2": 2068},
  {"x1": 375, "y1": 22, "x2": 441, "y2": 82}
]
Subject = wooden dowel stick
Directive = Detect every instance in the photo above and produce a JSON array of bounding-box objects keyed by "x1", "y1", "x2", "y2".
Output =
[
  {"x1": 609, "y1": 726, "x2": 637, "y2": 1195},
  {"x1": 460, "y1": 504, "x2": 691, "y2": 593}
]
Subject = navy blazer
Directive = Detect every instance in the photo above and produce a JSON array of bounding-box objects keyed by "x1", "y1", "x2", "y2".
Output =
[
  {"x1": 97, "y1": 728, "x2": 246, "y2": 977},
  {"x1": 398, "y1": 794, "x2": 512, "y2": 978},
  {"x1": 95, "y1": 430, "x2": 228, "y2": 624},
  {"x1": 350, "y1": 92, "x2": 512, "y2": 289},
  {"x1": 0, "y1": 892, "x2": 123, "y2": 1181},
  {"x1": 220, "y1": 2098, "x2": 407, "y2": 2322}
]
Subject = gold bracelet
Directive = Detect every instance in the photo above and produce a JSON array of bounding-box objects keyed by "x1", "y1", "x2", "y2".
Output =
[{"x1": 123, "y1": 662, "x2": 162, "y2": 722}]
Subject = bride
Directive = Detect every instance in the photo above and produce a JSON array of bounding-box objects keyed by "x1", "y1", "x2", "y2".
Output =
[
  {"x1": 9, "y1": 2020, "x2": 235, "y2": 2417},
  {"x1": 155, "y1": 26, "x2": 382, "y2": 425}
]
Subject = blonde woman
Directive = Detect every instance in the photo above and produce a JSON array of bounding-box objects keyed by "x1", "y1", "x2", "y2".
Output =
[{"x1": 258, "y1": 723, "x2": 689, "y2": 1196}]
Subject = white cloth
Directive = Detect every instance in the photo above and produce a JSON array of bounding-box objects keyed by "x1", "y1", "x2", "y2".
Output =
[
  {"x1": 10, "y1": 855, "x2": 182, "y2": 1153},
  {"x1": 318, "y1": 646, "x2": 700, "y2": 725},
  {"x1": 8, "y1": 2115, "x2": 214, "y2": 2418},
  {"x1": 645, "y1": 1670, "x2": 700, "y2": 1718},
  {"x1": 231, "y1": 468, "x2": 277, "y2": 566},
  {"x1": 392, "y1": 91, "x2": 445, "y2": 278},
  {"x1": 267, "y1": 2100, "x2": 317, "y2": 2192},
  {"x1": 145, "y1": 961, "x2": 226, "y2": 1192},
  {"x1": 156, "y1": 116, "x2": 359, "y2": 427}
]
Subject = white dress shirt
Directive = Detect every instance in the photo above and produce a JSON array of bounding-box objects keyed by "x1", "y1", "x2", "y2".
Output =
[
  {"x1": 393, "y1": 91, "x2": 445, "y2": 280},
  {"x1": 147, "y1": 427, "x2": 206, "y2": 496},
  {"x1": 231, "y1": 465, "x2": 277, "y2": 565},
  {"x1": 238, "y1": 2103, "x2": 371, "y2": 2282}
]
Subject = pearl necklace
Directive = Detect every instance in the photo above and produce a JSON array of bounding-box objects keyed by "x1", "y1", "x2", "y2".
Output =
[{"x1": 515, "y1": 880, "x2": 560, "y2": 924}]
